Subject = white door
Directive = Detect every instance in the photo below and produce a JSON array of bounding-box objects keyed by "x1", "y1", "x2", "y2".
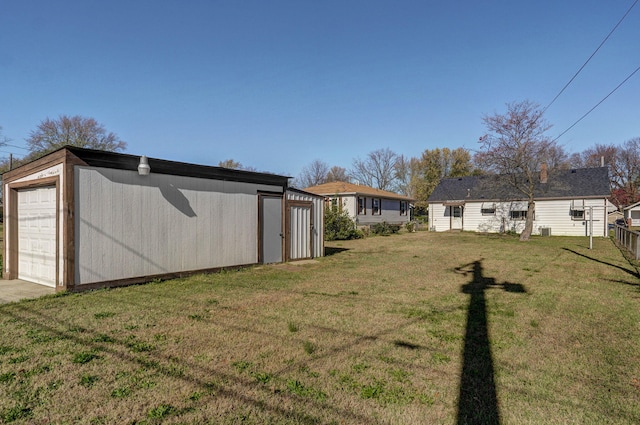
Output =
[
  {"x1": 451, "y1": 206, "x2": 463, "y2": 230},
  {"x1": 288, "y1": 202, "x2": 312, "y2": 260},
  {"x1": 17, "y1": 186, "x2": 57, "y2": 287}
]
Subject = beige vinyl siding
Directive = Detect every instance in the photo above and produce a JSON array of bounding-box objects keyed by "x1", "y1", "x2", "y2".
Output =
[
  {"x1": 458, "y1": 199, "x2": 608, "y2": 236},
  {"x1": 75, "y1": 166, "x2": 282, "y2": 285},
  {"x1": 429, "y1": 203, "x2": 449, "y2": 231},
  {"x1": 534, "y1": 199, "x2": 607, "y2": 236}
]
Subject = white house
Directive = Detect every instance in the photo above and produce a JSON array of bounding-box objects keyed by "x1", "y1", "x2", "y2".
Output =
[
  {"x1": 2, "y1": 146, "x2": 324, "y2": 291},
  {"x1": 304, "y1": 181, "x2": 413, "y2": 227},
  {"x1": 428, "y1": 167, "x2": 611, "y2": 237},
  {"x1": 623, "y1": 201, "x2": 640, "y2": 227}
]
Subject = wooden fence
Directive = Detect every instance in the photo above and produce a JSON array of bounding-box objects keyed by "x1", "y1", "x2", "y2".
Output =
[{"x1": 614, "y1": 224, "x2": 640, "y2": 260}]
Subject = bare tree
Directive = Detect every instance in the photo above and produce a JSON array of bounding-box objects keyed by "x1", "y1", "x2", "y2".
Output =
[
  {"x1": 295, "y1": 159, "x2": 330, "y2": 188},
  {"x1": 350, "y1": 148, "x2": 398, "y2": 191},
  {"x1": 612, "y1": 138, "x2": 640, "y2": 206},
  {"x1": 27, "y1": 115, "x2": 126, "y2": 157},
  {"x1": 326, "y1": 166, "x2": 350, "y2": 183},
  {"x1": 569, "y1": 141, "x2": 640, "y2": 207},
  {"x1": 474, "y1": 100, "x2": 558, "y2": 241}
]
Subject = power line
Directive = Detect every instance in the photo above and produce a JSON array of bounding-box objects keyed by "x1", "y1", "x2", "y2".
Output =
[
  {"x1": 3, "y1": 143, "x2": 30, "y2": 151},
  {"x1": 542, "y1": 0, "x2": 638, "y2": 114},
  {"x1": 0, "y1": 150, "x2": 26, "y2": 158},
  {"x1": 553, "y1": 64, "x2": 640, "y2": 142}
]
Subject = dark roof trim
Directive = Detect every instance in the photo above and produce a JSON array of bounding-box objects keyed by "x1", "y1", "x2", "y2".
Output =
[
  {"x1": 63, "y1": 146, "x2": 290, "y2": 187},
  {"x1": 286, "y1": 187, "x2": 325, "y2": 199}
]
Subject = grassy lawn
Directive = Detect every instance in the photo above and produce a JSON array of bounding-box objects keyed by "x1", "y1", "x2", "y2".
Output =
[{"x1": 1, "y1": 232, "x2": 640, "y2": 424}]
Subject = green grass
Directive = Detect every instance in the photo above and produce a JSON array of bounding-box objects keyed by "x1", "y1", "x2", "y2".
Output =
[{"x1": 1, "y1": 232, "x2": 639, "y2": 424}]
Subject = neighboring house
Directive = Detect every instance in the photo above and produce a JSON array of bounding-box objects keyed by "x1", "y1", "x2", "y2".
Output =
[
  {"x1": 2, "y1": 146, "x2": 324, "y2": 291},
  {"x1": 608, "y1": 209, "x2": 623, "y2": 225},
  {"x1": 304, "y1": 181, "x2": 413, "y2": 227},
  {"x1": 623, "y1": 201, "x2": 640, "y2": 226},
  {"x1": 428, "y1": 167, "x2": 611, "y2": 236}
]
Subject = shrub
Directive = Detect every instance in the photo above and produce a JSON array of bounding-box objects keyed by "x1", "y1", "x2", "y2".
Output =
[
  {"x1": 324, "y1": 208, "x2": 363, "y2": 241},
  {"x1": 370, "y1": 222, "x2": 401, "y2": 236}
]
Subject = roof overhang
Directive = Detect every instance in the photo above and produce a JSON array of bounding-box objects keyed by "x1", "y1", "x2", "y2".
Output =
[{"x1": 443, "y1": 201, "x2": 465, "y2": 207}]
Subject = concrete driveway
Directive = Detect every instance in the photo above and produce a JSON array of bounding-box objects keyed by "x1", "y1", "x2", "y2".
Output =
[{"x1": 0, "y1": 279, "x2": 55, "y2": 304}]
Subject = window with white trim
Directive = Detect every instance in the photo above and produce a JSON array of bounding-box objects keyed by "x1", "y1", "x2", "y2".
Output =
[
  {"x1": 510, "y1": 202, "x2": 531, "y2": 221},
  {"x1": 400, "y1": 200, "x2": 407, "y2": 216},
  {"x1": 510, "y1": 210, "x2": 528, "y2": 220},
  {"x1": 570, "y1": 200, "x2": 585, "y2": 220},
  {"x1": 481, "y1": 203, "x2": 496, "y2": 215}
]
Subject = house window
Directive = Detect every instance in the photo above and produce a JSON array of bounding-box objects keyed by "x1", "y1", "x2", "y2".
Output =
[
  {"x1": 510, "y1": 210, "x2": 528, "y2": 220},
  {"x1": 330, "y1": 198, "x2": 343, "y2": 212},
  {"x1": 400, "y1": 201, "x2": 407, "y2": 216},
  {"x1": 452, "y1": 206, "x2": 462, "y2": 218},
  {"x1": 571, "y1": 209, "x2": 585, "y2": 220},
  {"x1": 372, "y1": 198, "x2": 381, "y2": 215},
  {"x1": 358, "y1": 197, "x2": 366, "y2": 215},
  {"x1": 570, "y1": 200, "x2": 585, "y2": 221},
  {"x1": 481, "y1": 203, "x2": 496, "y2": 215}
]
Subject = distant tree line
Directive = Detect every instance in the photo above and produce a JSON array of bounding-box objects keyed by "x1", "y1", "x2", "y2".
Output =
[
  {"x1": 291, "y1": 101, "x2": 640, "y2": 223},
  {"x1": 3, "y1": 106, "x2": 639, "y2": 221}
]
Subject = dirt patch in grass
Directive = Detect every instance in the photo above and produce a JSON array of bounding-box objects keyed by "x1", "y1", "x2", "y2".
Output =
[{"x1": 1, "y1": 232, "x2": 639, "y2": 424}]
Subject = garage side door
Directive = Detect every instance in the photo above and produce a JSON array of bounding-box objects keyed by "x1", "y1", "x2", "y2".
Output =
[
  {"x1": 260, "y1": 195, "x2": 283, "y2": 264},
  {"x1": 288, "y1": 202, "x2": 312, "y2": 260},
  {"x1": 17, "y1": 186, "x2": 57, "y2": 287}
]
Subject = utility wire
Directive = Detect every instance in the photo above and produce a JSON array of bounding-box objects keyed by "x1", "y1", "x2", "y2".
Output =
[
  {"x1": 3, "y1": 143, "x2": 30, "y2": 151},
  {"x1": 553, "y1": 64, "x2": 640, "y2": 142},
  {"x1": 542, "y1": 0, "x2": 638, "y2": 114}
]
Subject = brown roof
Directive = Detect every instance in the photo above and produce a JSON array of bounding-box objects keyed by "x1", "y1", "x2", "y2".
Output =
[{"x1": 303, "y1": 181, "x2": 413, "y2": 201}]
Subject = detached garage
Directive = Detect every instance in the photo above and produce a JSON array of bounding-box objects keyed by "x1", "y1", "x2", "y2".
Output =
[{"x1": 2, "y1": 146, "x2": 324, "y2": 291}]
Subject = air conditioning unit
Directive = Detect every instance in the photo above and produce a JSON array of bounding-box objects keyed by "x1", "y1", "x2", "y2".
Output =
[{"x1": 540, "y1": 227, "x2": 552, "y2": 237}]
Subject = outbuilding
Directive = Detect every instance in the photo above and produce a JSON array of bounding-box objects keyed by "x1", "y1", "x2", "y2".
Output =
[
  {"x1": 623, "y1": 201, "x2": 640, "y2": 227},
  {"x1": 2, "y1": 146, "x2": 324, "y2": 291}
]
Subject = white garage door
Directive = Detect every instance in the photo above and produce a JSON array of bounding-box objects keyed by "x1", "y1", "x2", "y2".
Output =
[{"x1": 18, "y1": 186, "x2": 57, "y2": 287}]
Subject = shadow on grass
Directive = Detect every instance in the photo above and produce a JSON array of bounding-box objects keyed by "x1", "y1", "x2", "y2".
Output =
[
  {"x1": 5, "y1": 303, "x2": 375, "y2": 424},
  {"x1": 562, "y1": 248, "x2": 640, "y2": 282},
  {"x1": 4, "y1": 289, "x2": 434, "y2": 424},
  {"x1": 324, "y1": 246, "x2": 349, "y2": 256},
  {"x1": 455, "y1": 260, "x2": 526, "y2": 425}
]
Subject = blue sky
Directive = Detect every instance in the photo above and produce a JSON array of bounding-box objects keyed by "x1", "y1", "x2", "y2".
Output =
[{"x1": 1, "y1": 0, "x2": 638, "y2": 178}]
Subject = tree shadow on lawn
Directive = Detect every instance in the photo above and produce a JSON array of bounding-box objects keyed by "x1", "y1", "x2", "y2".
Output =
[
  {"x1": 4, "y1": 302, "x2": 375, "y2": 424},
  {"x1": 455, "y1": 259, "x2": 527, "y2": 425},
  {"x1": 562, "y1": 248, "x2": 640, "y2": 288},
  {"x1": 4, "y1": 293, "x2": 438, "y2": 424}
]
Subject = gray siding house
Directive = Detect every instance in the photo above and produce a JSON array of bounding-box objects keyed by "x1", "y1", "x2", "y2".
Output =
[
  {"x1": 2, "y1": 146, "x2": 323, "y2": 291},
  {"x1": 304, "y1": 181, "x2": 413, "y2": 227},
  {"x1": 428, "y1": 167, "x2": 611, "y2": 236}
]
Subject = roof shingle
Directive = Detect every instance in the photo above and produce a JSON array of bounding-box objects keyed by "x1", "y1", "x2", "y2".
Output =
[
  {"x1": 304, "y1": 181, "x2": 413, "y2": 201},
  {"x1": 428, "y1": 167, "x2": 610, "y2": 202}
]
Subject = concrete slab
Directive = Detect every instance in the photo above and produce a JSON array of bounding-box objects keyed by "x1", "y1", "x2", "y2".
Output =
[{"x1": 0, "y1": 279, "x2": 55, "y2": 304}]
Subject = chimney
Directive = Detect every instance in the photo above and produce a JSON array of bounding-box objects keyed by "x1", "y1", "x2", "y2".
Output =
[
  {"x1": 601, "y1": 156, "x2": 605, "y2": 167},
  {"x1": 540, "y1": 163, "x2": 548, "y2": 184}
]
